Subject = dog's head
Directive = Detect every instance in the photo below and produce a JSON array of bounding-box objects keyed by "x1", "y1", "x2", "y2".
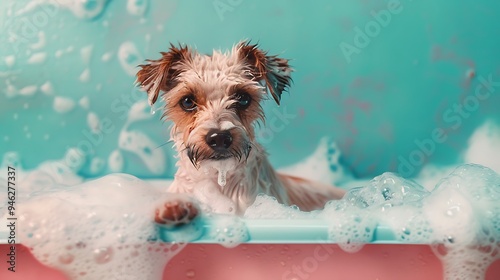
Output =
[{"x1": 136, "y1": 41, "x2": 292, "y2": 168}]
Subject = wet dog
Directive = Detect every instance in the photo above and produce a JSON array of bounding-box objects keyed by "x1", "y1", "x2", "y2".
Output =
[{"x1": 136, "y1": 41, "x2": 345, "y2": 226}]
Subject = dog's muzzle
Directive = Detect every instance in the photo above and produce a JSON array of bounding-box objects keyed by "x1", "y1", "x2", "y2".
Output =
[{"x1": 186, "y1": 129, "x2": 252, "y2": 167}]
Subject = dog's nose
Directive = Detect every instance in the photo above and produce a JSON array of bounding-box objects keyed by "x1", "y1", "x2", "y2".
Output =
[{"x1": 205, "y1": 130, "x2": 233, "y2": 151}]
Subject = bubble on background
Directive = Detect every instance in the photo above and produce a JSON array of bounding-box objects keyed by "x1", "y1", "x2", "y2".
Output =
[{"x1": 17, "y1": 0, "x2": 111, "y2": 20}]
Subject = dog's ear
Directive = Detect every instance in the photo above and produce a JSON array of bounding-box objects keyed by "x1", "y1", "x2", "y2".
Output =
[
  {"x1": 237, "y1": 41, "x2": 293, "y2": 105},
  {"x1": 136, "y1": 44, "x2": 192, "y2": 106}
]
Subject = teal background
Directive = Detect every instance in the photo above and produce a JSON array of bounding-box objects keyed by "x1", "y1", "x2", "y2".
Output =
[{"x1": 0, "y1": 0, "x2": 499, "y2": 179}]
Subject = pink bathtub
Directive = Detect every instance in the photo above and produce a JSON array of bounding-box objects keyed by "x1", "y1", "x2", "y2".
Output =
[{"x1": 1, "y1": 243, "x2": 500, "y2": 279}]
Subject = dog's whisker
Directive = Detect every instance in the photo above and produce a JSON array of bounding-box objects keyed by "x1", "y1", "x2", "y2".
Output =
[{"x1": 155, "y1": 141, "x2": 172, "y2": 149}]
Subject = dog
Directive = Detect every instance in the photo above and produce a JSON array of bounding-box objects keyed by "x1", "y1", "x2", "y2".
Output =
[{"x1": 136, "y1": 41, "x2": 346, "y2": 226}]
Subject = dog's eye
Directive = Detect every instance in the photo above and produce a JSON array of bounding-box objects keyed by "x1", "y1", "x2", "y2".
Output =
[
  {"x1": 234, "y1": 92, "x2": 251, "y2": 109},
  {"x1": 180, "y1": 96, "x2": 197, "y2": 111}
]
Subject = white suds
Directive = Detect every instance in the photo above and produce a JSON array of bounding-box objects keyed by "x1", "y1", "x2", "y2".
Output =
[
  {"x1": 19, "y1": 85, "x2": 38, "y2": 96},
  {"x1": 279, "y1": 137, "x2": 353, "y2": 185},
  {"x1": 118, "y1": 130, "x2": 165, "y2": 175},
  {"x1": 55, "y1": 46, "x2": 75, "y2": 58},
  {"x1": 127, "y1": 0, "x2": 148, "y2": 16},
  {"x1": 463, "y1": 120, "x2": 500, "y2": 173},
  {"x1": 115, "y1": 100, "x2": 166, "y2": 175},
  {"x1": 108, "y1": 149, "x2": 124, "y2": 172},
  {"x1": 40, "y1": 81, "x2": 54, "y2": 95},
  {"x1": 30, "y1": 31, "x2": 46, "y2": 49},
  {"x1": 89, "y1": 157, "x2": 105, "y2": 175},
  {"x1": 101, "y1": 52, "x2": 113, "y2": 62},
  {"x1": 118, "y1": 41, "x2": 143, "y2": 76},
  {"x1": 79, "y1": 96, "x2": 90, "y2": 110},
  {"x1": 27, "y1": 52, "x2": 47, "y2": 64},
  {"x1": 208, "y1": 216, "x2": 249, "y2": 248},
  {"x1": 79, "y1": 68, "x2": 91, "y2": 82},
  {"x1": 127, "y1": 100, "x2": 154, "y2": 123},
  {"x1": 53, "y1": 96, "x2": 75, "y2": 113},
  {"x1": 5, "y1": 55, "x2": 15, "y2": 67},
  {"x1": 18, "y1": 0, "x2": 110, "y2": 20},
  {"x1": 12, "y1": 173, "x2": 184, "y2": 280},
  {"x1": 87, "y1": 112, "x2": 101, "y2": 133},
  {"x1": 80, "y1": 45, "x2": 94, "y2": 64}
]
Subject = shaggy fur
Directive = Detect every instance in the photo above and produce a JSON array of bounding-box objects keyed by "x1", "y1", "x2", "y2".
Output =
[{"x1": 136, "y1": 41, "x2": 345, "y2": 224}]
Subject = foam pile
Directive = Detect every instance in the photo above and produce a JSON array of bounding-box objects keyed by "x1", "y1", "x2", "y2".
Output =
[
  {"x1": 245, "y1": 164, "x2": 500, "y2": 279},
  {"x1": 15, "y1": 174, "x2": 184, "y2": 280}
]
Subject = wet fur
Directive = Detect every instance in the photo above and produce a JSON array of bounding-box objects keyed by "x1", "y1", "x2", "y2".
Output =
[{"x1": 137, "y1": 41, "x2": 345, "y2": 222}]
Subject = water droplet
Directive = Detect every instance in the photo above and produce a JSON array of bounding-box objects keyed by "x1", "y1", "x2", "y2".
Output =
[
  {"x1": 186, "y1": 269, "x2": 196, "y2": 278},
  {"x1": 446, "y1": 206, "x2": 460, "y2": 217},
  {"x1": 402, "y1": 228, "x2": 411, "y2": 235},
  {"x1": 94, "y1": 247, "x2": 113, "y2": 264},
  {"x1": 59, "y1": 253, "x2": 75, "y2": 264},
  {"x1": 218, "y1": 169, "x2": 227, "y2": 187}
]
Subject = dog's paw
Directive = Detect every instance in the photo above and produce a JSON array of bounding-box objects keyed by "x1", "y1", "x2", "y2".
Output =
[{"x1": 154, "y1": 198, "x2": 199, "y2": 226}]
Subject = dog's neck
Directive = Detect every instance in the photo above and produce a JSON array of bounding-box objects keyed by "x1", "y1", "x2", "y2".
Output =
[{"x1": 168, "y1": 139, "x2": 288, "y2": 215}]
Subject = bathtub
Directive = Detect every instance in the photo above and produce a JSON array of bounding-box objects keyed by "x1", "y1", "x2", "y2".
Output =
[{"x1": 1, "y1": 220, "x2": 500, "y2": 280}]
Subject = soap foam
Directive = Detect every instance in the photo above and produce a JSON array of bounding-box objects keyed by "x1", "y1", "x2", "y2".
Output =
[
  {"x1": 5, "y1": 55, "x2": 15, "y2": 67},
  {"x1": 127, "y1": 0, "x2": 148, "y2": 16},
  {"x1": 207, "y1": 215, "x2": 249, "y2": 248},
  {"x1": 80, "y1": 45, "x2": 94, "y2": 64},
  {"x1": 424, "y1": 165, "x2": 500, "y2": 279},
  {"x1": 27, "y1": 52, "x2": 47, "y2": 64},
  {"x1": 101, "y1": 52, "x2": 113, "y2": 62},
  {"x1": 245, "y1": 165, "x2": 500, "y2": 278},
  {"x1": 118, "y1": 41, "x2": 143, "y2": 76},
  {"x1": 244, "y1": 194, "x2": 309, "y2": 219},
  {"x1": 89, "y1": 157, "x2": 105, "y2": 175},
  {"x1": 108, "y1": 149, "x2": 124, "y2": 172},
  {"x1": 79, "y1": 68, "x2": 91, "y2": 82},
  {"x1": 17, "y1": 174, "x2": 184, "y2": 280},
  {"x1": 87, "y1": 111, "x2": 101, "y2": 133},
  {"x1": 41, "y1": 81, "x2": 54, "y2": 95},
  {"x1": 53, "y1": 96, "x2": 76, "y2": 113},
  {"x1": 279, "y1": 137, "x2": 353, "y2": 185},
  {"x1": 114, "y1": 100, "x2": 167, "y2": 175},
  {"x1": 19, "y1": 85, "x2": 38, "y2": 96},
  {"x1": 118, "y1": 130, "x2": 165, "y2": 175},
  {"x1": 464, "y1": 120, "x2": 500, "y2": 174},
  {"x1": 79, "y1": 96, "x2": 90, "y2": 110},
  {"x1": 322, "y1": 173, "x2": 429, "y2": 253},
  {"x1": 1, "y1": 113, "x2": 500, "y2": 280},
  {"x1": 30, "y1": 31, "x2": 46, "y2": 50},
  {"x1": 19, "y1": 0, "x2": 110, "y2": 20}
]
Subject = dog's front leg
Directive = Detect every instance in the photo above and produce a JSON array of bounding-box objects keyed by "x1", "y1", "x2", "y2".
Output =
[
  {"x1": 154, "y1": 180, "x2": 200, "y2": 226},
  {"x1": 154, "y1": 196, "x2": 199, "y2": 226}
]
